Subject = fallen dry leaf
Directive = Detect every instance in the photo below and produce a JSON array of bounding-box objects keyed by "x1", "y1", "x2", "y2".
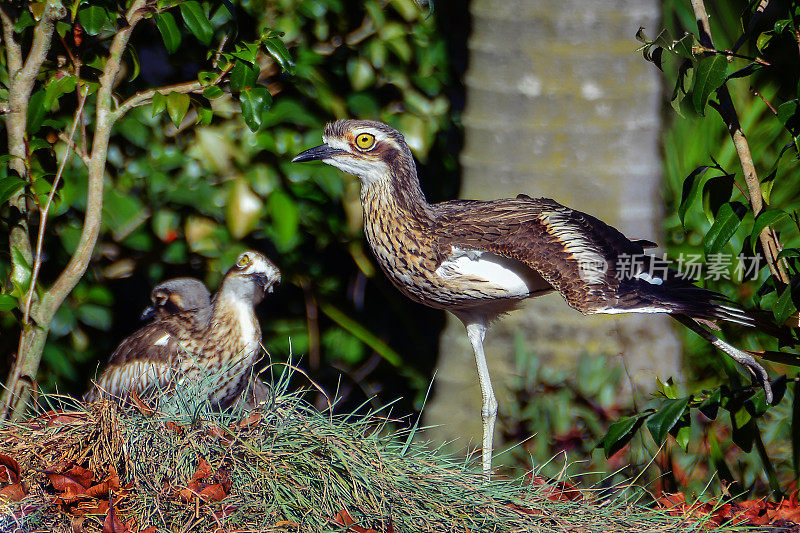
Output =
[
  {"x1": 39, "y1": 410, "x2": 87, "y2": 426},
  {"x1": 103, "y1": 501, "x2": 128, "y2": 533},
  {"x1": 0, "y1": 454, "x2": 21, "y2": 484},
  {"x1": 332, "y1": 508, "x2": 383, "y2": 533}
]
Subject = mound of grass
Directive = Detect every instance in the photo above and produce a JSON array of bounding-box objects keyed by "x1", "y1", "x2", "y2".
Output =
[{"x1": 0, "y1": 371, "x2": 697, "y2": 532}]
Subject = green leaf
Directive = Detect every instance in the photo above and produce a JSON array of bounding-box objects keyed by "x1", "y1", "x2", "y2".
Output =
[
  {"x1": 678, "y1": 165, "x2": 712, "y2": 224},
  {"x1": 203, "y1": 85, "x2": 224, "y2": 99},
  {"x1": 127, "y1": 46, "x2": 141, "y2": 81},
  {"x1": 78, "y1": 5, "x2": 114, "y2": 35},
  {"x1": 699, "y1": 388, "x2": 722, "y2": 420},
  {"x1": 598, "y1": 414, "x2": 646, "y2": 457},
  {"x1": 239, "y1": 86, "x2": 272, "y2": 132},
  {"x1": 229, "y1": 60, "x2": 259, "y2": 91},
  {"x1": 154, "y1": 11, "x2": 181, "y2": 53},
  {"x1": 267, "y1": 189, "x2": 299, "y2": 251},
  {"x1": 646, "y1": 396, "x2": 692, "y2": 445},
  {"x1": 76, "y1": 304, "x2": 112, "y2": 331},
  {"x1": 756, "y1": 31, "x2": 773, "y2": 51},
  {"x1": 701, "y1": 173, "x2": 734, "y2": 222},
  {"x1": 773, "y1": 286, "x2": 796, "y2": 325},
  {"x1": 0, "y1": 175, "x2": 25, "y2": 205},
  {"x1": 152, "y1": 91, "x2": 167, "y2": 118},
  {"x1": 777, "y1": 100, "x2": 800, "y2": 136},
  {"x1": 692, "y1": 55, "x2": 728, "y2": 115},
  {"x1": 197, "y1": 107, "x2": 213, "y2": 125},
  {"x1": 751, "y1": 210, "x2": 788, "y2": 252},
  {"x1": 674, "y1": 425, "x2": 690, "y2": 452},
  {"x1": 262, "y1": 36, "x2": 295, "y2": 75},
  {"x1": 0, "y1": 294, "x2": 17, "y2": 312},
  {"x1": 165, "y1": 92, "x2": 190, "y2": 127},
  {"x1": 179, "y1": 1, "x2": 213, "y2": 45},
  {"x1": 704, "y1": 201, "x2": 745, "y2": 256},
  {"x1": 27, "y1": 89, "x2": 47, "y2": 134}
]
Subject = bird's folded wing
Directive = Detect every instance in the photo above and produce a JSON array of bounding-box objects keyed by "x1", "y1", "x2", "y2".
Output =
[
  {"x1": 103, "y1": 311, "x2": 204, "y2": 367},
  {"x1": 433, "y1": 196, "x2": 649, "y2": 314}
]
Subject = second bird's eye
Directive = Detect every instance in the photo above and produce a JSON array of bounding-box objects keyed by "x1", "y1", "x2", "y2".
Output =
[{"x1": 355, "y1": 133, "x2": 376, "y2": 150}]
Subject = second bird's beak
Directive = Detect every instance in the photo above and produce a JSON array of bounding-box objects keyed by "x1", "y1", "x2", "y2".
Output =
[
  {"x1": 140, "y1": 305, "x2": 157, "y2": 321},
  {"x1": 292, "y1": 143, "x2": 345, "y2": 163}
]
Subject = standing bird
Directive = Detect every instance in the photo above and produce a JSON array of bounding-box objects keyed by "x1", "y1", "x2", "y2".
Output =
[
  {"x1": 293, "y1": 119, "x2": 776, "y2": 475},
  {"x1": 84, "y1": 251, "x2": 280, "y2": 408}
]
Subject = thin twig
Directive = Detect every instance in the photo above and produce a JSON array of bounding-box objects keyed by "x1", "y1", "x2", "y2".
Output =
[
  {"x1": 690, "y1": 0, "x2": 789, "y2": 283},
  {"x1": 23, "y1": 85, "x2": 89, "y2": 323},
  {"x1": 57, "y1": 131, "x2": 91, "y2": 166}
]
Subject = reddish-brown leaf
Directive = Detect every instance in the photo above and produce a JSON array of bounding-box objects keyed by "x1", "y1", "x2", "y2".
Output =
[
  {"x1": 0, "y1": 482, "x2": 26, "y2": 502},
  {"x1": 40, "y1": 410, "x2": 87, "y2": 426},
  {"x1": 103, "y1": 502, "x2": 128, "y2": 533},
  {"x1": 71, "y1": 499, "x2": 110, "y2": 516},
  {"x1": 198, "y1": 483, "x2": 226, "y2": 502},
  {"x1": 0, "y1": 454, "x2": 21, "y2": 484},
  {"x1": 87, "y1": 465, "x2": 124, "y2": 498},
  {"x1": 235, "y1": 411, "x2": 262, "y2": 429},
  {"x1": 45, "y1": 461, "x2": 94, "y2": 489},
  {"x1": 137, "y1": 527, "x2": 157, "y2": 533},
  {"x1": 165, "y1": 421, "x2": 185, "y2": 434},
  {"x1": 129, "y1": 388, "x2": 155, "y2": 417},
  {"x1": 332, "y1": 508, "x2": 382, "y2": 533}
]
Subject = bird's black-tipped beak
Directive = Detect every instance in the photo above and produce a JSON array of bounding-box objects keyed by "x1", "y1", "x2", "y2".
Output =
[
  {"x1": 251, "y1": 272, "x2": 280, "y2": 294},
  {"x1": 292, "y1": 143, "x2": 345, "y2": 163},
  {"x1": 140, "y1": 305, "x2": 157, "y2": 322}
]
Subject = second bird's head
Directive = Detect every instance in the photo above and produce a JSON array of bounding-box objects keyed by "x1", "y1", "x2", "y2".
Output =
[
  {"x1": 221, "y1": 251, "x2": 281, "y2": 305},
  {"x1": 292, "y1": 120, "x2": 413, "y2": 187}
]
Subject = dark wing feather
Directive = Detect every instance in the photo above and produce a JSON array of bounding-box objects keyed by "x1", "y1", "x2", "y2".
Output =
[
  {"x1": 432, "y1": 196, "x2": 753, "y2": 325},
  {"x1": 433, "y1": 196, "x2": 643, "y2": 313},
  {"x1": 84, "y1": 311, "x2": 206, "y2": 400}
]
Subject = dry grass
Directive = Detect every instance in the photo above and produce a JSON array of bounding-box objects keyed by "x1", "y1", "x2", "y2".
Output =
[{"x1": 0, "y1": 371, "x2": 717, "y2": 532}]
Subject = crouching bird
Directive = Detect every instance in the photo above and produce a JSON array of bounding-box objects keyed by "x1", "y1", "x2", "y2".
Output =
[
  {"x1": 137, "y1": 276, "x2": 272, "y2": 408},
  {"x1": 84, "y1": 251, "x2": 280, "y2": 408},
  {"x1": 293, "y1": 119, "x2": 778, "y2": 475}
]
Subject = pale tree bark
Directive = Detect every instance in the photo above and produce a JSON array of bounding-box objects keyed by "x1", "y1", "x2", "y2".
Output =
[{"x1": 426, "y1": 0, "x2": 681, "y2": 454}]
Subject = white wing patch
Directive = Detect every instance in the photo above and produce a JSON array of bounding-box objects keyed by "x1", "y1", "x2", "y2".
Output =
[
  {"x1": 634, "y1": 272, "x2": 663, "y2": 285},
  {"x1": 539, "y1": 209, "x2": 608, "y2": 285},
  {"x1": 435, "y1": 247, "x2": 531, "y2": 297},
  {"x1": 153, "y1": 333, "x2": 171, "y2": 346}
]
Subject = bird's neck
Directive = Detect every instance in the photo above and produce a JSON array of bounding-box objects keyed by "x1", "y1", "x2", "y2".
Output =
[
  {"x1": 209, "y1": 289, "x2": 260, "y2": 341},
  {"x1": 362, "y1": 161, "x2": 432, "y2": 224}
]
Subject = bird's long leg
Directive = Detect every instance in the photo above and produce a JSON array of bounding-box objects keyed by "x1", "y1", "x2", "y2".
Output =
[
  {"x1": 464, "y1": 319, "x2": 498, "y2": 477},
  {"x1": 672, "y1": 314, "x2": 773, "y2": 403}
]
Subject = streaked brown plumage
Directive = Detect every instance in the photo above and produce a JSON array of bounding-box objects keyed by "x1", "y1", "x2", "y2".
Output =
[
  {"x1": 137, "y1": 276, "x2": 271, "y2": 408},
  {"x1": 84, "y1": 251, "x2": 280, "y2": 407},
  {"x1": 293, "y1": 119, "x2": 776, "y2": 475}
]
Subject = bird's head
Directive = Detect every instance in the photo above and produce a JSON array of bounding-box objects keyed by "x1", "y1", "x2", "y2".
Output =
[
  {"x1": 220, "y1": 251, "x2": 281, "y2": 305},
  {"x1": 292, "y1": 120, "x2": 414, "y2": 188},
  {"x1": 141, "y1": 277, "x2": 211, "y2": 321}
]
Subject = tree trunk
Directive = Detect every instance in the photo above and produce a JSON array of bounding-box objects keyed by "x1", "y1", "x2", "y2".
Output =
[{"x1": 425, "y1": 0, "x2": 681, "y2": 454}]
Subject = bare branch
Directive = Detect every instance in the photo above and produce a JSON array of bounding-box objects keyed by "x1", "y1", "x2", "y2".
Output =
[
  {"x1": 23, "y1": 85, "x2": 89, "y2": 323},
  {"x1": 0, "y1": 7, "x2": 22, "y2": 76},
  {"x1": 112, "y1": 62, "x2": 235, "y2": 122},
  {"x1": 690, "y1": 0, "x2": 789, "y2": 283},
  {"x1": 40, "y1": 0, "x2": 149, "y2": 324}
]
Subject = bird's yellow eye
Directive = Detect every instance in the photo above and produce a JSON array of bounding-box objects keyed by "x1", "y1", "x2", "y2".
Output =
[
  {"x1": 236, "y1": 254, "x2": 251, "y2": 269},
  {"x1": 355, "y1": 133, "x2": 376, "y2": 151}
]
